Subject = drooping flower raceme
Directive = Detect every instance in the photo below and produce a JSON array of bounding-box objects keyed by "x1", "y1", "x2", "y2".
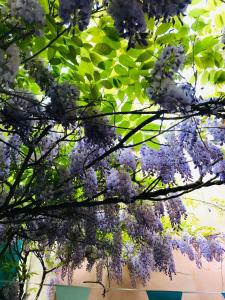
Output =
[
  {"x1": 146, "y1": 46, "x2": 199, "y2": 111},
  {"x1": 0, "y1": 44, "x2": 21, "y2": 84},
  {"x1": 143, "y1": 0, "x2": 192, "y2": 20},
  {"x1": 1, "y1": 92, "x2": 42, "y2": 139},
  {"x1": 140, "y1": 140, "x2": 191, "y2": 184},
  {"x1": 207, "y1": 118, "x2": 225, "y2": 146},
  {"x1": 106, "y1": 168, "x2": 137, "y2": 201},
  {"x1": 58, "y1": 0, "x2": 93, "y2": 30},
  {"x1": 107, "y1": 0, "x2": 147, "y2": 48},
  {"x1": 8, "y1": 0, "x2": 45, "y2": 25},
  {"x1": 83, "y1": 109, "x2": 116, "y2": 146},
  {"x1": 152, "y1": 46, "x2": 185, "y2": 81},
  {"x1": 118, "y1": 148, "x2": 137, "y2": 171},
  {"x1": 46, "y1": 82, "x2": 79, "y2": 126}
]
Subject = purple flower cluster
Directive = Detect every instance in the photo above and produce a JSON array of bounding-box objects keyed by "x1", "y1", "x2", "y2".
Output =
[
  {"x1": 165, "y1": 197, "x2": 187, "y2": 228},
  {"x1": 152, "y1": 46, "x2": 185, "y2": 80},
  {"x1": 118, "y1": 148, "x2": 136, "y2": 171},
  {"x1": 173, "y1": 234, "x2": 225, "y2": 267},
  {"x1": 1, "y1": 92, "x2": 41, "y2": 139},
  {"x1": 58, "y1": 0, "x2": 93, "y2": 30},
  {"x1": 143, "y1": 0, "x2": 192, "y2": 20},
  {"x1": 26, "y1": 60, "x2": 54, "y2": 92},
  {"x1": 107, "y1": 0, "x2": 147, "y2": 48},
  {"x1": 153, "y1": 235, "x2": 176, "y2": 278},
  {"x1": 106, "y1": 168, "x2": 137, "y2": 201},
  {"x1": 179, "y1": 119, "x2": 224, "y2": 176},
  {"x1": 0, "y1": 44, "x2": 21, "y2": 84},
  {"x1": 140, "y1": 140, "x2": 191, "y2": 184},
  {"x1": 8, "y1": 0, "x2": 45, "y2": 25},
  {"x1": 83, "y1": 167, "x2": 98, "y2": 198},
  {"x1": 46, "y1": 82, "x2": 79, "y2": 126},
  {"x1": 83, "y1": 110, "x2": 116, "y2": 146},
  {"x1": 207, "y1": 119, "x2": 225, "y2": 146},
  {"x1": 132, "y1": 204, "x2": 163, "y2": 232},
  {"x1": 147, "y1": 46, "x2": 199, "y2": 112},
  {"x1": 40, "y1": 132, "x2": 62, "y2": 162}
]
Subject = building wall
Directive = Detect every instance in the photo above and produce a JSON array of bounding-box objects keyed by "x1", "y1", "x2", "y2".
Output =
[{"x1": 26, "y1": 186, "x2": 225, "y2": 300}]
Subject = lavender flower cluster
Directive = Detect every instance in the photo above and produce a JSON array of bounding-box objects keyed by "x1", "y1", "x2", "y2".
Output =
[
  {"x1": 1, "y1": 92, "x2": 41, "y2": 139},
  {"x1": 207, "y1": 119, "x2": 225, "y2": 146},
  {"x1": 106, "y1": 168, "x2": 137, "y2": 200},
  {"x1": 107, "y1": 0, "x2": 147, "y2": 48},
  {"x1": 58, "y1": 0, "x2": 93, "y2": 30},
  {"x1": 7, "y1": 0, "x2": 45, "y2": 25},
  {"x1": 173, "y1": 234, "x2": 225, "y2": 268},
  {"x1": 0, "y1": 44, "x2": 20, "y2": 85},
  {"x1": 46, "y1": 82, "x2": 79, "y2": 126},
  {"x1": 143, "y1": 0, "x2": 192, "y2": 20},
  {"x1": 83, "y1": 109, "x2": 116, "y2": 146},
  {"x1": 140, "y1": 139, "x2": 191, "y2": 184},
  {"x1": 32, "y1": 202, "x2": 223, "y2": 289},
  {"x1": 147, "y1": 46, "x2": 199, "y2": 112}
]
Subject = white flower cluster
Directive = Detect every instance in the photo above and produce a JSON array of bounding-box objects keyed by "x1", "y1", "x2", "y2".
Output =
[
  {"x1": 143, "y1": 0, "x2": 192, "y2": 20},
  {"x1": 0, "y1": 44, "x2": 20, "y2": 84},
  {"x1": 8, "y1": 0, "x2": 45, "y2": 25}
]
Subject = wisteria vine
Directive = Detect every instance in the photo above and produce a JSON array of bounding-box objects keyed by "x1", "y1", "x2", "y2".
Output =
[{"x1": 0, "y1": 1, "x2": 224, "y2": 299}]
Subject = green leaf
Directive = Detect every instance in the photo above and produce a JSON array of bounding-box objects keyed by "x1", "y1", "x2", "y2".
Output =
[
  {"x1": 119, "y1": 55, "x2": 136, "y2": 68},
  {"x1": 39, "y1": 0, "x2": 49, "y2": 12},
  {"x1": 103, "y1": 26, "x2": 120, "y2": 41},
  {"x1": 48, "y1": 47, "x2": 56, "y2": 60},
  {"x1": 114, "y1": 64, "x2": 127, "y2": 76},
  {"x1": 93, "y1": 43, "x2": 113, "y2": 55},
  {"x1": 191, "y1": 20, "x2": 207, "y2": 31},
  {"x1": 72, "y1": 36, "x2": 83, "y2": 47},
  {"x1": 155, "y1": 23, "x2": 171, "y2": 36},
  {"x1": 90, "y1": 52, "x2": 102, "y2": 65},
  {"x1": 93, "y1": 71, "x2": 101, "y2": 81},
  {"x1": 50, "y1": 57, "x2": 61, "y2": 65},
  {"x1": 112, "y1": 78, "x2": 122, "y2": 88},
  {"x1": 85, "y1": 73, "x2": 93, "y2": 81},
  {"x1": 189, "y1": 8, "x2": 208, "y2": 18},
  {"x1": 141, "y1": 61, "x2": 154, "y2": 70},
  {"x1": 136, "y1": 50, "x2": 153, "y2": 62},
  {"x1": 214, "y1": 71, "x2": 225, "y2": 84},
  {"x1": 102, "y1": 80, "x2": 113, "y2": 89}
]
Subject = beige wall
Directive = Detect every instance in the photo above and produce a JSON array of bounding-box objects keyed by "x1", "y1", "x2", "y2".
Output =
[
  {"x1": 27, "y1": 186, "x2": 225, "y2": 299},
  {"x1": 26, "y1": 253, "x2": 225, "y2": 300}
]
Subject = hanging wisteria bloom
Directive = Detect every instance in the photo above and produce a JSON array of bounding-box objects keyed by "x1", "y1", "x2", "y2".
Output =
[
  {"x1": 165, "y1": 197, "x2": 187, "y2": 228},
  {"x1": 83, "y1": 167, "x2": 98, "y2": 198},
  {"x1": 118, "y1": 148, "x2": 137, "y2": 171},
  {"x1": 8, "y1": 0, "x2": 45, "y2": 25},
  {"x1": 0, "y1": 44, "x2": 20, "y2": 84},
  {"x1": 46, "y1": 82, "x2": 79, "y2": 126},
  {"x1": 140, "y1": 141, "x2": 191, "y2": 184},
  {"x1": 83, "y1": 109, "x2": 116, "y2": 145},
  {"x1": 58, "y1": 0, "x2": 93, "y2": 30},
  {"x1": 143, "y1": 0, "x2": 192, "y2": 21},
  {"x1": 207, "y1": 118, "x2": 225, "y2": 146},
  {"x1": 146, "y1": 46, "x2": 199, "y2": 111},
  {"x1": 1, "y1": 92, "x2": 41, "y2": 139},
  {"x1": 107, "y1": 0, "x2": 147, "y2": 48},
  {"x1": 106, "y1": 168, "x2": 137, "y2": 200}
]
